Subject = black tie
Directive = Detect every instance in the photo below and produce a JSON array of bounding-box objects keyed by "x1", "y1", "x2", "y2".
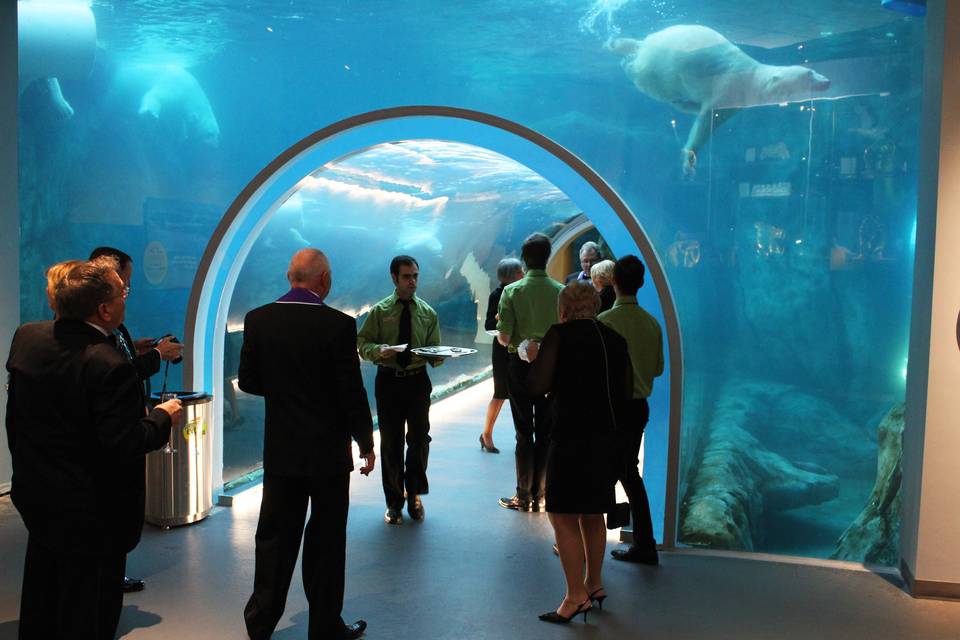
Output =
[{"x1": 397, "y1": 299, "x2": 412, "y2": 369}]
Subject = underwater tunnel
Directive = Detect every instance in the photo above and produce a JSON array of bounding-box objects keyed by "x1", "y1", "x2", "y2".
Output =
[{"x1": 182, "y1": 106, "x2": 683, "y2": 545}]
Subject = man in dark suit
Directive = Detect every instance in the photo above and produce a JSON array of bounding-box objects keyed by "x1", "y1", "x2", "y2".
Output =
[
  {"x1": 6, "y1": 259, "x2": 182, "y2": 639},
  {"x1": 89, "y1": 246, "x2": 183, "y2": 593},
  {"x1": 88, "y1": 247, "x2": 183, "y2": 389},
  {"x1": 564, "y1": 240, "x2": 602, "y2": 284},
  {"x1": 239, "y1": 248, "x2": 375, "y2": 640}
]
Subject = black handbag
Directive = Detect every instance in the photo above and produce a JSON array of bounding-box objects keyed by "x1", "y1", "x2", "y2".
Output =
[
  {"x1": 594, "y1": 321, "x2": 632, "y2": 531},
  {"x1": 607, "y1": 501, "x2": 631, "y2": 530}
]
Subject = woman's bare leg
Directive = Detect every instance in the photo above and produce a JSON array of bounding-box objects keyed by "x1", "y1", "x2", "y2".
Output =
[
  {"x1": 482, "y1": 397, "x2": 505, "y2": 448},
  {"x1": 580, "y1": 514, "x2": 607, "y2": 596},
  {"x1": 548, "y1": 513, "x2": 591, "y2": 616}
]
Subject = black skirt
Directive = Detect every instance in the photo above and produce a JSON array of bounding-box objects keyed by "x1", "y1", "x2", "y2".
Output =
[
  {"x1": 545, "y1": 435, "x2": 616, "y2": 514},
  {"x1": 491, "y1": 341, "x2": 509, "y2": 399}
]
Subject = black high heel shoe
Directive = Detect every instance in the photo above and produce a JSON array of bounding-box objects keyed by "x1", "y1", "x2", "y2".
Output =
[
  {"x1": 588, "y1": 587, "x2": 607, "y2": 610},
  {"x1": 479, "y1": 434, "x2": 500, "y2": 454},
  {"x1": 538, "y1": 599, "x2": 592, "y2": 624}
]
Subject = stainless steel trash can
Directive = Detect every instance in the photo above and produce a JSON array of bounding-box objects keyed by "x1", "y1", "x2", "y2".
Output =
[{"x1": 145, "y1": 392, "x2": 214, "y2": 528}]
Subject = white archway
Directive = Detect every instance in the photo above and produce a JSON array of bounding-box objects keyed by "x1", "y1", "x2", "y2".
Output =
[{"x1": 182, "y1": 106, "x2": 685, "y2": 546}]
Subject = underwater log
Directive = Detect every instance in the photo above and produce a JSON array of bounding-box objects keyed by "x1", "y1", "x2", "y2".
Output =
[{"x1": 680, "y1": 383, "x2": 840, "y2": 550}]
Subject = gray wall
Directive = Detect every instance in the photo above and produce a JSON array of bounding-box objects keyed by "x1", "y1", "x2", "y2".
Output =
[
  {"x1": 901, "y1": 0, "x2": 960, "y2": 594},
  {"x1": 0, "y1": 2, "x2": 18, "y2": 492}
]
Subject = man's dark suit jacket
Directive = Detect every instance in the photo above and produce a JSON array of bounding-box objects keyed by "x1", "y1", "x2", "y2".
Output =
[
  {"x1": 565, "y1": 270, "x2": 589, "y2": 284},
  {"x1": 5, "y1": 319, "x2": 172, "y2": 557},
  {"x1": 116, "y1": 323, "x2": 162, "y2": 384},
  {"x1": 114, "y1": 322, "x2": 162, "y2": 551},
  {"x1": 238, "y1": 290, "x2": 375, "y2": 476}
]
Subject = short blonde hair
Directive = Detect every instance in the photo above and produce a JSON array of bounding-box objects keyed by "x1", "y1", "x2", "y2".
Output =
[
  {"x1": 590, "y1": 259, "x2": 615, "y2": 287},
  {"x1": 45, "y1": 259, "x2": 83, "y2": 314},
  {"x1": 559, "y1": 281, "x2": 600, "y2": 322}
]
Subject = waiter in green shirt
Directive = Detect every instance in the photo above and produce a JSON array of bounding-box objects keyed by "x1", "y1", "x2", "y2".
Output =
[
  {"x1": 496, "y1": 233, "x2": 563, "y2": 512},
  {"x1": 599, "y1": 255, "x2": 664, "y2": 565},
  {"x1": 358, "y1": 255, "x2": 442, "y2": 525}
]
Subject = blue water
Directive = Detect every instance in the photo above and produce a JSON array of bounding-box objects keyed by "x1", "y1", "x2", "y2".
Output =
[{"x1": 17, "y1": 0, "x2": 924, "y2": 562}]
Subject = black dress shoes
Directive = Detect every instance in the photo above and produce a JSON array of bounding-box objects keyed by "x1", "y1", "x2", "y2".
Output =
[
  {"x1": 610, "y1": 546, "x2": 659, "y2": 565},
  {"x1": 499, "y1": 495, "x2": 532, "y2": 511},
  {"x1": 122, "y1": 576, "x2": 145, "y2": 593},
  {"x1": 407, "y1": 495, "x2": 425, "y2": 521},
  {"x1": 338, "y1": 619, "x2": 367, "y2": 639},
  {"x1": 384, "y1": 507, "x2": 404, "y2": 525}
]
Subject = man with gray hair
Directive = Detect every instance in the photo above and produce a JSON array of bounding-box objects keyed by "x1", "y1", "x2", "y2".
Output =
[
  {"x1": 565, "y1": 240, "x2": 603, "y2": 284},
  {"x1": 240, "y1": 248, "x2": 375, "y2": 640},
  {"x1": 6, "y1": 259, "x2": 181, "y2": 638}
]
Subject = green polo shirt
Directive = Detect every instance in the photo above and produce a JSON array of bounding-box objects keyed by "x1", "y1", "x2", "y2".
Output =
[
  {"x1": 496, "y1": 269, "x2": 563, "y2": 350},
  {"x1": 357, "y1": 292, "x2": 441, "y2": 370},
  {"x1": 599, "y1": 297, "x2": 664, "y2": 399}
]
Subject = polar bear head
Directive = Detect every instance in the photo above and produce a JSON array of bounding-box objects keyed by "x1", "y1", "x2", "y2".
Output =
[{"x1": 764, "y1": 65, "x2": 831, "y2": 103}]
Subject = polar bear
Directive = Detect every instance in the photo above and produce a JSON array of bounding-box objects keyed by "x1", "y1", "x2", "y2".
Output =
[
  {"x1": 609, "y1": 25, "x2": 830, "y2": 175},
  {"x1": 113, "y1": 64, "x2": 221, "y2": 147}
]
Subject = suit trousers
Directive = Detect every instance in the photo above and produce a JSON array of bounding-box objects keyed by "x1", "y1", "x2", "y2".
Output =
[
  {"x1": 375, "y1": 369, "x2": 432, "y2": 509},
  {"x1": 506, "y1": 354, "x2": 553, "y2": 503},
  {"x1": 244, "y1": 472, "x2": 351, "y2": 640},
  {"x1": 18, "y1": 536, "x2": 125, "y2": 640},
  {"x1": 618, "y1": 398, "x2": 656, "y2": 552}
]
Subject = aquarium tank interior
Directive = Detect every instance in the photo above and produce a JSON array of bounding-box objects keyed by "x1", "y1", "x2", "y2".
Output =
[{"x1": 17, "y1": 0, "x2": 924, "y2": 565}]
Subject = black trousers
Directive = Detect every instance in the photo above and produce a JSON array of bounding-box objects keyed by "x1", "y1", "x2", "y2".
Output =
[
  {"x1": 18, "y1": 536, "x2": 125, "y2": 640},
  {"x1": 375, "y1": 369, "x2": 432, "y2": 509},
  {"x1": 618, "y1": 398, "x2": 656, "y2": 552},
  {"x1": 506, "y1": 354, "x2": 553, "y2": 502},
  {"x1": 245, "y1": 471, "x2": 351, "y2": 640}
]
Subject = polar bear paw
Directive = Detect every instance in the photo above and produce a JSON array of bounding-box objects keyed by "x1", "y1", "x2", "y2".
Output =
[{"x1": 682, "y1": 148, "x2": 697, "y2": 177}]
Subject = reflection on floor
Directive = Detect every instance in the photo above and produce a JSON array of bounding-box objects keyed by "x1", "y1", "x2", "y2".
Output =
[{"x1": 1, "y1": 380, "x2": 959, "y2": 639}]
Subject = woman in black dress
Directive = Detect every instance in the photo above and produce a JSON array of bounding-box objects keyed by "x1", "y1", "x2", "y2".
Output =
[
  {"x1": 480, "y1": 258, "x2": 523, "y2": 453},
  {"x1": 527, "y1": 281, "x2": 632, "y2": 623}
]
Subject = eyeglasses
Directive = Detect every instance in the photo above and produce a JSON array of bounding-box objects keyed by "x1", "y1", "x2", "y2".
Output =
[{"x1": 106, "y1": 286, "x2": 130, "y2": 303}]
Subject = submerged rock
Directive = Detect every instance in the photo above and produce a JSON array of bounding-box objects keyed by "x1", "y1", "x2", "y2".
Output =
[
  {"x1": 680, "y1": 384, "x2": 841, "y2": 550},
  {"x1": 830, "y1": 403, "x2": 904, "y2": 565}
]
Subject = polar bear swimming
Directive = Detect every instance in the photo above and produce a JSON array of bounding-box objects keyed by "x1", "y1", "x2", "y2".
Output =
[
  {"x1": 609, "y1": 25, "x2": 830, "y2": 175},
  {"x1": 113, "y1": 64, "x2": 221, "y2": 147}
]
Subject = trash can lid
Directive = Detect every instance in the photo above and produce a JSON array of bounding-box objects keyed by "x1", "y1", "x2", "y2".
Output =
[{"x1": 150, "y1": 391, "x2": 211, "y2": 404}]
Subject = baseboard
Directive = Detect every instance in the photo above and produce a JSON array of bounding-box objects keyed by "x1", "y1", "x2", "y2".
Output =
[
  {"x1": 0, "y1": 481, "x2": 10, "y2": 496},
  {"x1": 901, "y1": 559, "x2": 960, "y2": 600}
]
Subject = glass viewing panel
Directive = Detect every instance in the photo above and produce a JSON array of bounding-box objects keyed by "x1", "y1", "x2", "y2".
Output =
[{"x1": 17, "y1": 0, "x2": 924, "y2": 563}]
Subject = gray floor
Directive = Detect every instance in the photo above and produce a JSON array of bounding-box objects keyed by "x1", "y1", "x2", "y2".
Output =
[{"x1": 1, "y1": 381, "x2": 959, "y2": 640}]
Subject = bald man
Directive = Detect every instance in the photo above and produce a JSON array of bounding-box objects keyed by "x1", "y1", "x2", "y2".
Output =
[{"x1": 239, "y1": 248, "x2": 376, "y2": 640}]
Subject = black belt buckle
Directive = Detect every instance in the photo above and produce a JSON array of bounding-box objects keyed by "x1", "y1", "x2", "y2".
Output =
[{"x1": 380, "y1": 366, "x2": 422, "y2": 378}]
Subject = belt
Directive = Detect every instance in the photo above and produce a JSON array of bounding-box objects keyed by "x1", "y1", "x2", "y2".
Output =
[{"x1": 377, "y1": 366, "x2": 426, "y2": 378}]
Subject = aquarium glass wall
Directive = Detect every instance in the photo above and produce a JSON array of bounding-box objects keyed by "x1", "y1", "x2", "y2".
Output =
[{"x1": 18, "y1": 0, "x2": 924, "y2": 564}]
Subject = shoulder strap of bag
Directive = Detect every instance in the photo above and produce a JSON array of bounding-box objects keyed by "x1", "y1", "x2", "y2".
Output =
[{"x1": 592, "y1": 320, "x2": 618, "y2": 430}]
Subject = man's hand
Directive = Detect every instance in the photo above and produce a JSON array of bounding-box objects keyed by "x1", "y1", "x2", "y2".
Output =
[
  {"x1": 525, "y1": 340, "x2": 540, "y2": 362},
  {"x1": 134, "y1": 338, "x2": 156, "y2": 355},
  {"x1": 378, "y1": 345, "x2": 397, "y2": 360},
  {"x1": 156, "y1": 398, "x2": 183, "y2": 423},
  {"x1": 497, "y1": 332, "x2": 511, "y2": 347},
  {"x1": 359, "y1": 450, "x2": 376, "y2": 476},
  {"x1": 155, "y1": 336, "x2": 184, "y2": 361}
]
